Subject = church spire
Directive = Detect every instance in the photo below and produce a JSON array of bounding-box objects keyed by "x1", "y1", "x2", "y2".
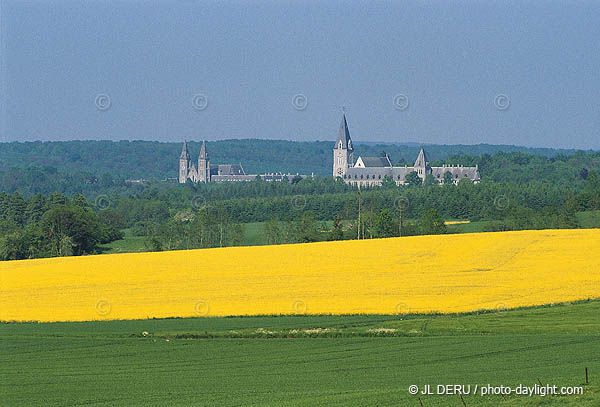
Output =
[
  {"x1": 180, "y1": 140, "x2": 190, "y2": 160},
  {"x1": 335, "y1": 112, "x2": 353, "y2": 151},
  {"x1": 199, "y1": 140, "x2": 208, "y2": 159}
]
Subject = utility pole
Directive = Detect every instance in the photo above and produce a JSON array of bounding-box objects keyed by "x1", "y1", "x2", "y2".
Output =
[
  {"x1": 357, "y1": 186, "x2": 361, "y2": 240},
  {"x1": 398, "y1": 205, "x2": 403, "y2": 237}
]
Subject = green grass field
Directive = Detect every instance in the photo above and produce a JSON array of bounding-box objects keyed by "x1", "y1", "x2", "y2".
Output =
[
  {"x1": 2, "y1": 301, "x2": 598, "y2": 406},
  {"x1": 100, "y1": 228, "x2": 148, "y2": 254}
]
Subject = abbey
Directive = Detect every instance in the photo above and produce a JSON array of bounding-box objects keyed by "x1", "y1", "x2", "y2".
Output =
[
  {"x1": 179, "y1": 114, "x2": 479, "y2": 185},
  {"x1": 179, "y1": 140, "x2": 300, "y2": 183},
  {"x1": 333, "y1": 113, "x2": 480, "y2": 186},
  {"x1": 179, "y1": 140, "x2": 249, "y2": 183}
]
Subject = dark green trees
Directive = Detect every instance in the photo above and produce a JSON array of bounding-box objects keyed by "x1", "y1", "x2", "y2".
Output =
[
  {"x1": 404, "y1": 171, "x2": 422, "y2": 187},
  {"x1": 419, "y1": 208, "x2": 447, "y2": 235}
]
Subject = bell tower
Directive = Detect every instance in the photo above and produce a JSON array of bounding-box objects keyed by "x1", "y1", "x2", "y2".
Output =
[
  {"x1": 179, "y1": 141, "x2": 190, "y2": 183},
  {"x1": 332, "y1": 113, "x2": 354, "y2": 178},
  {"x1": 198, "y1": 140, "x2": 210, "y2": 183}
]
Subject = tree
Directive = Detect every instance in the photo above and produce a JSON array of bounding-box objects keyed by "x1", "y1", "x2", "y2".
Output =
[
  {"x1": 264, "y1": 217, "x2": 284, "y2": 244},
  {"x1": 7, "y1": 193, "x2": 27, "y2": 226},
  {"x1": 39, "y1": 206, "x2": 101, "y2": 256},
  {"x1": 443, "y1": 171, "x2": 454, "y2": 185},
  {"x1": 292, "y1": 211, "x2": 319, "y2": 243},
  {"x1": 424, "y1": 174, "x2": 439, "y2": 186},
  {"x1": 58, "y1": 235, "x2": 75, "y2": 257},
  {"x1": 96, "y1": 209, "x2": 126, "y2": 243},
  {"x1": 419, "y1": 208, "x2": 446, "y2": 235},
  {"x1": 328, "y1": 215, "x2": 344, "y2": 241},
  {"x1": 374, "y1": 209, "x2": 396, "y2": 238},
  {"x1": 25, "y1": 194, "x2": 47, "y2": 224},
  {"x1": 404, "y1": 171, "x2": 422, "y2": 187},
  {"x1": 72, "y1": 193, "x2": 91, "y2": 209},
  {"x1": 0, "y1": 230, "x2": 30, "y2": 260},
  {"x1": 381, "y1": 176, "x2": 396, "y2": 189}
]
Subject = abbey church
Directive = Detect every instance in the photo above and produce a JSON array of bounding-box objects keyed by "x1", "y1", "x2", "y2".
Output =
[
  {"x1": 179, "y1": 140, "x2": 297, "y2": 183},
  {"x1": 178, "y1": 114, "x2": 479, "y2": 185},
  {"x1": 179, "y1": 140, "x2": 247, "y2": 183},
  {"x1": 332, "y1": 113, "x2": 480, "y2": 186}
]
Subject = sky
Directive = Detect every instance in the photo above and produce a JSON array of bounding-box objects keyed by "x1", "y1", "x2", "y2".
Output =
[{"x1": 1, "y1": 0, "x2": 599, "y2": 149}]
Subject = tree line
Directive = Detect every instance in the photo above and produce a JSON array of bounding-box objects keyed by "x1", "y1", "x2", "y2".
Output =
[
  {"x1": 1, "y1": 161, "x2": 600, "y2": 260},
  {"x1": 0, "y1": 193, "x2": 124, "y2": 260}
]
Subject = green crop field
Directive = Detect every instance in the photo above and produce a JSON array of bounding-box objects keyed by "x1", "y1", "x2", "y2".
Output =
[
  {"x1": 100, "y1": 228, "x2": 149, "y2": 254},
  {"x1": 2, "y1": 301, "x2": 599, "y2": 406}
]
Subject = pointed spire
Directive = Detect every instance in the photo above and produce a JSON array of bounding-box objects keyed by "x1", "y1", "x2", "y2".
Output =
[
  {"x1": 414, "y1": 147, "x2": 430, "y2": 167},
  {"x1": 180, "y1": 140, "x2": 190, "y2": 159},
  {"x1": 199, "y1": 140, "x2": 208, "y2": 159},
  {"x1": 335, "y1": 112, "x2": 353, "y2": 150}
]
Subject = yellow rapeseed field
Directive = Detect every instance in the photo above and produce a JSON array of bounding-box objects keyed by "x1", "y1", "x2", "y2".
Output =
[{"x1": 1, "y1": 229, "x2": 600, "y2": 322}]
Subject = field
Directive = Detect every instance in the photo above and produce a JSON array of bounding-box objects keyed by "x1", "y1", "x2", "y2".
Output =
[
  {"x1": 2, "y1": 229, "x2": 600, "y2": 322},
  {"x1": 3, "y1": 229, "x2": 600, "y2": 406},
  {"x1": 101, "y1": 228, "x2": 149, "y2": 254},
  {"x1": 1, "y1": 302, "x2": 598, "y2": 406}
]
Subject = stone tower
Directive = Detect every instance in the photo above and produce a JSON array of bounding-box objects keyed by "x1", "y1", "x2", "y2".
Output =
[
  {"x1": 179, "y1": 140, "x2": 191, "y2": 183},
  {"x1": 198, "y1": 140, "x2": 210, "y2": 183},
  {"x1": 414, "y1": 147, "x2": 431, "y2": 181},
  {"x1": 332, "y1": 113, "x2": 354, "y2": 178}
]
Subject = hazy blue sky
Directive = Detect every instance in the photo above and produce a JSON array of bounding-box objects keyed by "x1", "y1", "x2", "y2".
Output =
[{"x1": 1, "y1": 0, "x2": 599, "y2": 148}]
